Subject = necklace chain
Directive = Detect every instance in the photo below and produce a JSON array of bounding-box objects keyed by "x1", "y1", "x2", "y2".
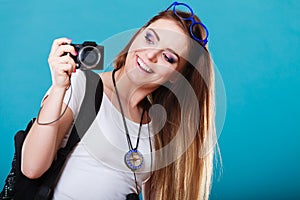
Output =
[
  {"x1": 112, "y1": 68, "x2": 145, "y2": 151},
  {"x1": 112, "y1": 68, "x2": 152, "y2": 195}
]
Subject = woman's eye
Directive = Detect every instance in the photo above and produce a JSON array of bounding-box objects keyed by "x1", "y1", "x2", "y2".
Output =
[
  {"x1": 145, "y1": 32, "x2": 154, "y2": 44},
  {"x1": 163, "y1": 53, "x2": 176, "y2": 64}
]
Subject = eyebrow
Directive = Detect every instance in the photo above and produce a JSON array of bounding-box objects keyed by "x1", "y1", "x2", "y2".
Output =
[
  {"x1": 148, "y1": 28, "x2": 160, "y2": 41},
  {"x1": 147, "y1": 28, "x2": 180, "y2": 59}
]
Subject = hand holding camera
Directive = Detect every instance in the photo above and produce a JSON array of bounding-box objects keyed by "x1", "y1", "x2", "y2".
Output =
[
  {"x1": 48, "y1": 38, "x2": 104, "y2": 90},
  {"x1": 70, "y1": 41, "x2": 104, "y2": 70}
]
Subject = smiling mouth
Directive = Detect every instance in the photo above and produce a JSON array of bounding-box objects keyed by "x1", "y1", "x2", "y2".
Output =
[{"x1": 136, "y1": 56, "x2": 153, "y2": 73}]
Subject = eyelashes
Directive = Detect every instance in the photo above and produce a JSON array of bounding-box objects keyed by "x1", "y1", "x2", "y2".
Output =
[
  {"x1": 163, "y1": 52, "x2": 176, "y2": 64},
  {"x1": 143, "y1": 30, "x2": 178, "y2": 64},
  {"x1": 144, "y1": 32, "x2": 155, "y2": 45}
]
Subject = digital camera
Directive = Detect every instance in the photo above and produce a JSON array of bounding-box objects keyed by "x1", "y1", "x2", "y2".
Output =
[{"x1": 71, "y1": 41, "x2": 104, "y2": 70}]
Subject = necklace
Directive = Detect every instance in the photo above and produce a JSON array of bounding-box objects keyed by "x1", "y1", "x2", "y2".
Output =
[{"x1": 112, "y1": 68, "x2": 145, "y2": 171}]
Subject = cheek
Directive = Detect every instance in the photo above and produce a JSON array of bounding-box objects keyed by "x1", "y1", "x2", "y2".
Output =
[
  {"x1": 156, "y1": 65, "x2": 177, "y2": 80},
  {"x1": 124, "y1": 51, "x2": 135, "y2": 66},
  {"x1": 157, "y1": 61, "x2": 185, "y2": 83},
  {"x1": 129, "y1": 36, "x2": 145, "y2": 52}
]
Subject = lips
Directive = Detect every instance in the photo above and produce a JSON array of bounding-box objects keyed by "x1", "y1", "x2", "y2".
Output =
[{"x1": 136, "y1": 56, "x2": 153, "y2": 73}]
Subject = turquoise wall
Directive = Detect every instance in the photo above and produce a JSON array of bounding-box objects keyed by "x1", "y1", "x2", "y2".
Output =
[{"x1": 1, "y1": 0, "x2": 299, "y2": 199}]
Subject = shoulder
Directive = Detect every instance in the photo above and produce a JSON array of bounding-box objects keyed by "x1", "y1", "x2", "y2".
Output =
[
  {"x1": 99, "y1": 71, "x2": 114, "y2": 99},
  {"x1": 64, "y1": 70, "x2": 87, "y2": 119}
]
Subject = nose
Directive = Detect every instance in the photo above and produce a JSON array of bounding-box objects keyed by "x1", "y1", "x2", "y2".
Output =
[{"x1": 145, "y1": 48, "x2": 160, "y2": 63}]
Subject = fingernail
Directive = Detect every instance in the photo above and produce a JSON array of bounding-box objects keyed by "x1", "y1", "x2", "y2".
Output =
[
  {"x1": 68, "y1": 38, "x2": 72, "y2": 44},
  {"x1": 73, "y1": 68, "x2": 76, "y2": 73},
  {"x1": 74, "y1": 51, "x2": 78, "y2": 56}
]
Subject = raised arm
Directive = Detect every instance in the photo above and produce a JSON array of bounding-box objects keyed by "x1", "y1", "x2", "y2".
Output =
[{"x1": 21, "y1": 38, "x2": 77, "y2": 179}]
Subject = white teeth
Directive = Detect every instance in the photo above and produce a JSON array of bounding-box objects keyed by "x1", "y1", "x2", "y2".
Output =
[{"x1": 137, "y1": 57, "x2": 152, "y2": 73}]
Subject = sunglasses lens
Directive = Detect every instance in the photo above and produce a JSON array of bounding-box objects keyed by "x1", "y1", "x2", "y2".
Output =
[
  {"x1": 167, "y1": 3, "x2": 209, "y2": 46},
  {"x1": 174, "y1": 4, "x2": 193, "y2": 19},
  {"x1": 191, "y1": 23, "x2": 208, "y2": 43}
]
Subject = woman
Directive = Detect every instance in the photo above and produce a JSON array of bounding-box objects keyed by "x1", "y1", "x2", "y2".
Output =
[{"x1": 21, "y1": 2, "x2": 216, "y2": 200}]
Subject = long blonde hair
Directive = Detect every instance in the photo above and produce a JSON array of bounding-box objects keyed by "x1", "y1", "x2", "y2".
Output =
[{"x1": 114, "y1": 10, "x2": 217, "y2": 200}]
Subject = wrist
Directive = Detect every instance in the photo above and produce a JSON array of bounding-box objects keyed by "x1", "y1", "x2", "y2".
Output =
[
  {"x1": 51, "y1": 85, "x2": 69, "y2": 91},
  {"x1": 50, "y1": 85, "x2": 69, "y2": 96}
]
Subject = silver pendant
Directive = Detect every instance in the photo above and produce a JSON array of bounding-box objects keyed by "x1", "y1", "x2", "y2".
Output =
[{"x1": 124, "y1": 149, "x2": 144, "y2": 171}]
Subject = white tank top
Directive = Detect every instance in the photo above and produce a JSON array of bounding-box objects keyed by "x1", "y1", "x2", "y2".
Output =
[{"x1": 44, "y1": 70, "x2": 153, "y2": 200}]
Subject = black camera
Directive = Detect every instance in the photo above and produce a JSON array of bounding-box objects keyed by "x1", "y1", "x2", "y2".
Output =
[{"x1": 71, "y1": 41, "x2": 104, "y2": 70}]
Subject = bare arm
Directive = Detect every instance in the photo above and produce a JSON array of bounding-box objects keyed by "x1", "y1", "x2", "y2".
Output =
[{"x1": 21, "y1": 38, "x2": 77, "y2": 179}]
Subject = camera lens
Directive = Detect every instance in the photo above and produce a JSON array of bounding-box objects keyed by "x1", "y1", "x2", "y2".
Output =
[{"x1": 78, "y1": 46, "x2": 101, "y2": 68}]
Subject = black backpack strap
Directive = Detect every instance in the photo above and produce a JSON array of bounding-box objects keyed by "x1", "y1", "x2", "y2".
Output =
[
  {"x1": 35, "y1": 70, "x2": 103, "y2": 200},
  {"x1": 57, "y1": 70, "x2": 104, "y2": 149},
  {"x1": 74, "y1": 70, "x2": 103, "y2": 139}
]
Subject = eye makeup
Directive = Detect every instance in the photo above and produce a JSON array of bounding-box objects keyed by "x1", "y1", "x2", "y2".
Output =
[
  {"x1": 144, "y1": 31, "x2": 155, "y2": 45},
  {"x1": 162, "y1": 52, "x2": 177, "y2": 64},
  {"x1": 143, "y1": 28, "x2": 180, "y2": 64}
]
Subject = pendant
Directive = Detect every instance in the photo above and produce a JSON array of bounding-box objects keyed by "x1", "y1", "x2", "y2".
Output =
[{"x1": 124, "y1": 149, "x2": 144, "y2": 171}]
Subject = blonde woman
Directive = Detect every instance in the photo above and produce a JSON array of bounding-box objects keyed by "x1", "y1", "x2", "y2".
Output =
[{"x1": 22, "y1": 2, "x2": 217, "y2": 199}]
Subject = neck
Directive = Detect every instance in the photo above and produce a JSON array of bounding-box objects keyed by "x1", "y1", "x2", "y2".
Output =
[{"x1": 113, "y1": 68, "x2": 149, "y2": 110}]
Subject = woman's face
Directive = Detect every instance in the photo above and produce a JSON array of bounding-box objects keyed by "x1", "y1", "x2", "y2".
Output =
[{"x1": 124, "y1": 18, "x2": 189, "y2": 89}]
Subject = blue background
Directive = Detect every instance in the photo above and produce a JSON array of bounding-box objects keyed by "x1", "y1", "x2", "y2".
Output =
[{"x1": 1, "y1": 0, "x2": 299, "y2": 199}]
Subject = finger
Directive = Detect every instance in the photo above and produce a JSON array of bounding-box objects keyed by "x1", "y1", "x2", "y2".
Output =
[
  {"x1": 48, "y1": 56, "x2": 72, "y2": 69},
  {"x1": 50, "y1": 58, "x2": 76, "y2": 74},
  {"x1": 49, "y1": 53, "x2": 76, "y2": 64},
  {"x1": 57, "y1": 55, "x2": 76, "y2": 66},
  {"x1": 57, "y1": 63, "x2": 74, "y2": 77},
  {"x1": 67, "y1": 56, "x2": 77, "y2": 73},
  {"x1": 53, "y1": 44, "x2": 77, "y2": 57},
  {"x1": 49, "y1": 38, "x2": 72, "y2": 57}
]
